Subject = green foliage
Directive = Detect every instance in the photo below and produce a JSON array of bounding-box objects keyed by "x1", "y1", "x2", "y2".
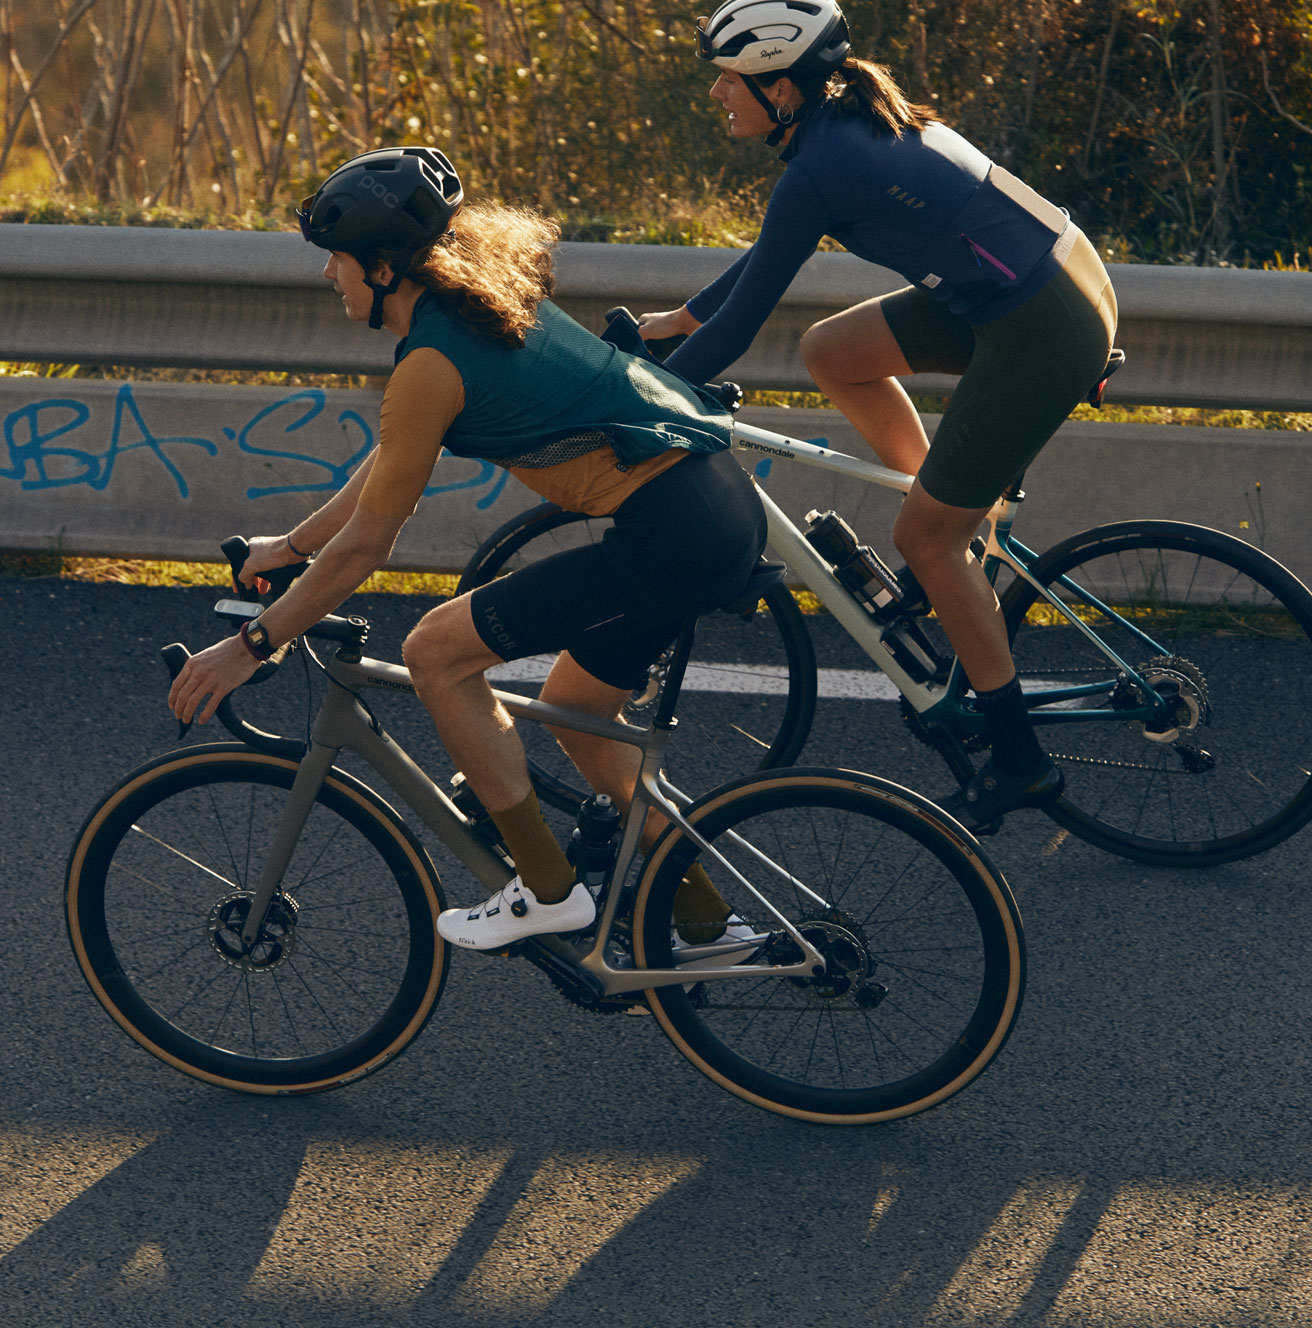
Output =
[
  {"x1": 1, "y1": 0, "x2": 1309, "y2": 262},
  {"x1": 366, "y1": 0, "x2": 1312, "y2": 264}
]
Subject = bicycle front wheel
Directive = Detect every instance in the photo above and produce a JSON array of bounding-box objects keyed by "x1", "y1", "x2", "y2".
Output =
[
  {"x1": 631, "y1": 769, "x2": 1025, "y2": 1124},
  {"x1": 457, "y1": 502, "x2": 818, "y2": 812},
  {"x1": 1003, "y1": 520, "x2": 1312, "y2": 866},
  {"x1": 65, "y1": 745, "x2": 448, "y2": 1093}
]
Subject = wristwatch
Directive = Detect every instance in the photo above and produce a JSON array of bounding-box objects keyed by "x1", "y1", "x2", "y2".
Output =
[{"x1": 239, "y1": 617, "x2": 276, "y2": 661}]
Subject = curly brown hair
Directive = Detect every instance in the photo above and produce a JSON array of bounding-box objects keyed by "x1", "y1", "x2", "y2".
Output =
[{"x1": 401, "y1": 201, "x2": 559, "y2": 348}]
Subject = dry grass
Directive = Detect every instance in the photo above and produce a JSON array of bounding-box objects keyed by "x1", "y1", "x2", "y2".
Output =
[{"x1": 0, "y1": 553, "x2": 462, "y2": 598}]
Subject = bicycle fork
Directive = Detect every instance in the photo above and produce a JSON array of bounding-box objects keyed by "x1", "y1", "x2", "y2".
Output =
[{"x1": 237, "y1": 742, "x2": 336, "y2": 952}]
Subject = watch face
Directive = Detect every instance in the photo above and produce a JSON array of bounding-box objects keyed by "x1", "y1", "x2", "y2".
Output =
[{"x1": 249, "y1": 620, "x2": 272, "y2": 653}]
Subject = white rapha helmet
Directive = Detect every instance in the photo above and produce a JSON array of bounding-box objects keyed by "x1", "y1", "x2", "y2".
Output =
[{"x1": 695, "y1": 0, "x2": 851, "y2": 80}]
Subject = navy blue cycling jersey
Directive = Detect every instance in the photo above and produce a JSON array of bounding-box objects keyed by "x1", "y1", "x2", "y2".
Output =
[{"x1": 666, "y1": 102, "x2": 1071, "y2": 384}]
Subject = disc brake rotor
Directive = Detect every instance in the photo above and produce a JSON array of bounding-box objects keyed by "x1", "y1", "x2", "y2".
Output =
[
  {"x1": 208, "y1": 891, "x2": 300, "y2": 973},
  {"x1": 768, "y1": 909, "x2": 885, "y2": 1006},
  {"x1": 1134, "y1": 655, "x2": 1210, "y2": 744}
]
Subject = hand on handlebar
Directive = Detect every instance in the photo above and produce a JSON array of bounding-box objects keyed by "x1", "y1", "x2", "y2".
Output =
[
  {"x1": 227, "y1": 534, "x2": 305, "y2": 598},
  {"x1": 221, "y1": 533, "x2": 310, "y2": 604},
  {"x1": 242, "y1": 534, "x2": 301, "y2": 584},
  {"x1": 168, "y1": 635, "x2": 261, "y2": 726},
  {"x1": 637, "y1": 306, "x2": 700, "y2": 342}
]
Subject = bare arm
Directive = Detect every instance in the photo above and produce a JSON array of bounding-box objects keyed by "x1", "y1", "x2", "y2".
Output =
[{"x1": 170, "y1": 348, "x2": 464, "y2": 723}]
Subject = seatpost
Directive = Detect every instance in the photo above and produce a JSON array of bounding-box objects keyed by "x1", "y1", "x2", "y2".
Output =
[{"x1": 650, "y1": 616, "x2": 699, "y2": 731}]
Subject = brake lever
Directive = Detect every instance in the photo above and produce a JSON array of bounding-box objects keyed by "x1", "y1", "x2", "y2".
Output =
[
  {"x1": 160, "y1": 630, "x2": 284, "y2": 743},
  {"x1": 220, "y1": 534, "x2": 309, "y2": 602},
  {"x1": 160, "y1": 643, "x2": 196, "y2": 741}
]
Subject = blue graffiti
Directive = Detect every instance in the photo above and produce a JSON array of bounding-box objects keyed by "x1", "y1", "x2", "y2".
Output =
[
  {"x1": 1, "y1": 382, "x2": 514, "y2": 510},
  {"x1": 229, "y1": 391, "x2": 373, "y2": 498},
  {"x1": 232, "y1": 390, "x2": 512, "y2": 511},
  {"x1": 2, "y1": 384, "x2": 216, "y2": 496}
]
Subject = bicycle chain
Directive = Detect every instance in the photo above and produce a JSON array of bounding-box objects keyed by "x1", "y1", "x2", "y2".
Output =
[
  {"x1": 901, "y1": 654, "x2": 1210, "y2": 773},
  {"x1": 1042, "y1": 750, "x2": 1207, "y2": 773}
]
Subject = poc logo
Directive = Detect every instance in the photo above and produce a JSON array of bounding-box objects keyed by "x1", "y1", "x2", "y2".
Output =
[{"x1": 360, "y1": 173, "x2": 402, "y2": 210}]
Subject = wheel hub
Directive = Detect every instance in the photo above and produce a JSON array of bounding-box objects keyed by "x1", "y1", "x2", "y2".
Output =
[
  {"x1": 208, "y1": 891, "x2": 300, "y2": 973},
  {"x1": 770, "y1": 910, "x2": 884, "y2": 1005},
  {"x1": 1134, "y1": 655, "x2": 1210, "y2": 743}
]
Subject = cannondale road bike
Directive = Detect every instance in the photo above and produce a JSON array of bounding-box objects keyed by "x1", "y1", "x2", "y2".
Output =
[{"x1": 64, "y1": 543, "x2": 1025, "y2": 1125}]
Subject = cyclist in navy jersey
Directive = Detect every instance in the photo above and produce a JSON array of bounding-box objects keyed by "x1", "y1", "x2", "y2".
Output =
[{"x1": 641, "y1": 0, "x2": 1118, "y2": 827}]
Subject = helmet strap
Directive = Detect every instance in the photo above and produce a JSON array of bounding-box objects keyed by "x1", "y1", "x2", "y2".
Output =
[
  {"x1": 364, "y1": 263, "x2": 407, "y2": 331},
  {"x1": 745, "y1": 76, "x2": 791, "y2": 146}
]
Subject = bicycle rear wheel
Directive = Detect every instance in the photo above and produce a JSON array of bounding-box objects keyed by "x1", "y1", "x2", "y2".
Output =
[
  {"x1": 65, "y1": 745, "x2": 448, "y2": 1092},
  {"x1": 631, "y1": 769, "x2": 1025, "y2": 1124},
  {"x1": 1002, "y1": 520, "x2": 1312, "y2": 866},
  {"x1": 457, "y1": 502, "x2": 817, "y2": 812}
]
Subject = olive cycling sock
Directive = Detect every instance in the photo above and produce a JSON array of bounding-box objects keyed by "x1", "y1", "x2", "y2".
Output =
[
  {"x1": 973, "y1": 675, "x2": 1045, "y2": 776},
  {"x1": 487, "y1": 789, "x2": 576, "y2": 903},
  {"x1": 673, "y1": 863, "x2": 732, "y2": 943}
]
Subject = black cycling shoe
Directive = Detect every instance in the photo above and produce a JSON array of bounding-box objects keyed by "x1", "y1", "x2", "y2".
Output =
[{"x1": 940, "y1": 755, "x2": 1065, "y2": 833}]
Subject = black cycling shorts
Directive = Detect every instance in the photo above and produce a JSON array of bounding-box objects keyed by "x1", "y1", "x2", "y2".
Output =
[
  {"x1": 882, "y1": 226, "x2": 1118, "y2": 509},
  {"x1": 468, "y1": 448, "x2": 767, "y2": 690}
]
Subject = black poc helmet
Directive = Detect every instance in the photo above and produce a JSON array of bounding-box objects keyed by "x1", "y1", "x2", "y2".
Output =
[{"x1": 297, "y1": 146, "x2": 464, "y2": 328}]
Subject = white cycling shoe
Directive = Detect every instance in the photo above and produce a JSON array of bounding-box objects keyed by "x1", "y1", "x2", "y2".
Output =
[
  {"x1": 437, "y1": 877, "x2": 596, "y2": 951},
  {"x1": 671, "y1": 916, "x2": 767, "y2": 970}
]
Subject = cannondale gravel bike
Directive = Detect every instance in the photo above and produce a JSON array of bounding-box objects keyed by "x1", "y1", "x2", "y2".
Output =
[{"x1": 65, "y1": 542, "x2": 1025, "y2": 1125}]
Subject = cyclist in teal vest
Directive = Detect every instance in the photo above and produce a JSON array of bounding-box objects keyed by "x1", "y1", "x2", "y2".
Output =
[
  {"x1": 641, "y1": 0, "x2": 1118, "y2": 828},
  {"x1": 169, "y1": 147, "x2": 765, "y2": 956}
]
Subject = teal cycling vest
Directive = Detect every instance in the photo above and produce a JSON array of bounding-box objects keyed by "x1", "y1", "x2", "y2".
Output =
[{"x1": 394, "y1": 294, "x2": 732, "y2": 465}]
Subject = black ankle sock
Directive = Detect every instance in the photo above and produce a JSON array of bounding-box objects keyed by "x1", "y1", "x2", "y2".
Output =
[{"x1": 973, "y1": 677, "x2": 1045, "y2": 776}]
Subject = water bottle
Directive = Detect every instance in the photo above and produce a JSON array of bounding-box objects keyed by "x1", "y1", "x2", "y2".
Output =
[
  {"x1": 568, "y1": 793, "x2": 622, "y2": 890},
  {"x1": 804, "y1": 510, "x2": 905, "y2": 622}
]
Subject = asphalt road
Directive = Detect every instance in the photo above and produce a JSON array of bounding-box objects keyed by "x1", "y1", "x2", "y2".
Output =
[{"x1": 3, "y1": 576, "x2": 1311, "y2": 1328}]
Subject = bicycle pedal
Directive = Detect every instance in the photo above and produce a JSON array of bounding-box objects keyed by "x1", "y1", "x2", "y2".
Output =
[{"x1": 485, "y1": 941, "x2": 524, "y2": 959}]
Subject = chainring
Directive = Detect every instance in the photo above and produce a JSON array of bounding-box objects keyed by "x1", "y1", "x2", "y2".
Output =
[{"x1": 900, "y1": 696, "x2": 991, "y2": 755}]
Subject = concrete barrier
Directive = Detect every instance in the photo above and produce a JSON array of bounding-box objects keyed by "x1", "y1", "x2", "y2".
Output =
[{"x1": 1, "y1": 223, "x2": 1308, "y2": 582}]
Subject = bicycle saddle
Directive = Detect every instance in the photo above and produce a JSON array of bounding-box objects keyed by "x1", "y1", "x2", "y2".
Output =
[{"x1": 721, "y1": 561, "x2": 788, "y2": 620}]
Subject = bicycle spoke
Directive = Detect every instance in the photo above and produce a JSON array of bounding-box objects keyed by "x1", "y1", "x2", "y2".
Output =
[
  {"x1": 69, "y1": 752, "x2": 445, "y2": 1089},
  {"x1": 638, "y1": 773, "x2": 1023, "y2": 1122},
  {"x1": 1006, "y1": 523, "x2": 1312, "y2": 865}
]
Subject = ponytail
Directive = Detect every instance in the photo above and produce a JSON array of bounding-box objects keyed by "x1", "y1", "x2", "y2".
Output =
[
  {"x1": 827, "y1": 58, "x2": 939, "y2": 136},
  {"x1": 754, "y1": 54, "x2": 939, "y2": 138}
]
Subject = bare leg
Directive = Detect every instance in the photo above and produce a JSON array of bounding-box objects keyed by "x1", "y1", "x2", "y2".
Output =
[
  {"x1": 892, "y1": 482, "x2": 1014, "y2": 692},
  {"x1": 806, "y1": 299, "x2": 1057, "y2": 817},
  {"x1": 403, "y1": 596, "x2": 534, "y2": 812},
  {"x1": 894, "y1": 483, "x2": 1058, "y2": 820},
  {"x1": 541, "y1": 652, "x2": 731, "y2": 931},
  {"x1": 801, "y1": 298, "x2": 930, "y2": 476},
  {"x1": 539, "y1": 651, "x2": 645, "y2": 823}
]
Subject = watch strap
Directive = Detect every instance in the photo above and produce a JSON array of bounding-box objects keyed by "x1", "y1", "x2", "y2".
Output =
[{"x1": 239, "y1": 619, "x2": 276, "y2": 661}]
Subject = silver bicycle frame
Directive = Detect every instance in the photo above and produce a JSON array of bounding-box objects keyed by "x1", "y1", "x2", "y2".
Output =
[
  {"x1": 730, "y1": 419, "x2": 1169, "y2": 719},
  {"x1": 236, "y1": 644, "x2": 826, "y2": 995}
]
